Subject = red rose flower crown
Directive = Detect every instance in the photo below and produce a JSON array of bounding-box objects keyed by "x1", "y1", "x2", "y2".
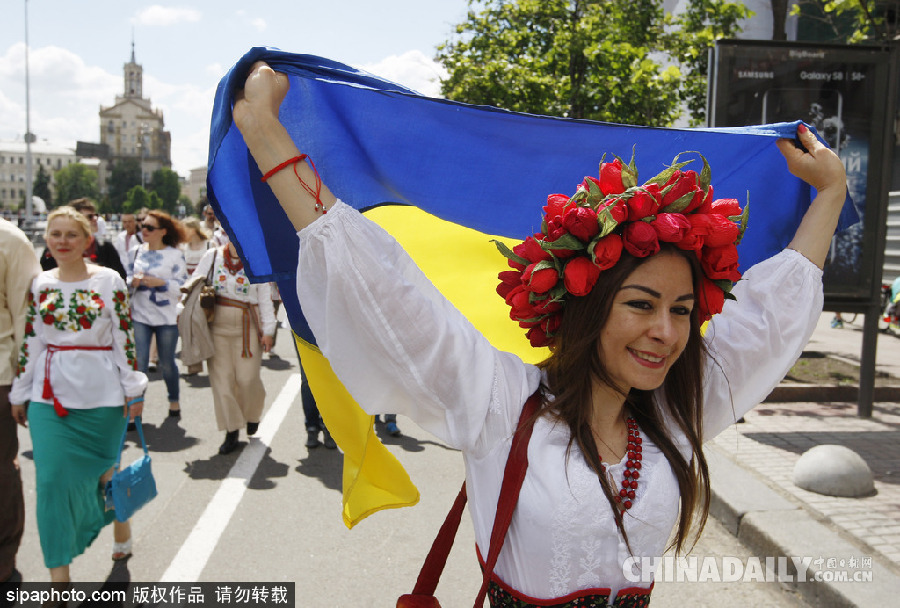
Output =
[{"x1": 494, "y1": 151, "x2": 749, "y2": 348}]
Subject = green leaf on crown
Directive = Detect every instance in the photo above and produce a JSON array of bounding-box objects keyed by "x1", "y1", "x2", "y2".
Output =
[
  {"x1": 714, "y1": 278, "x2": 736, "y2": 292},
  {"x1": 729, "y1": 198, "x2": 750, "y2": 245},
  {"x1": 698, "y1": 153, "x2": 711, "y2": 190},
  {"x1": 542, "y1": 233, "x2": 584, "y2": 252},
  {"x1": 492, "y1": 239, "x2": 528, "y2": 266},
  {"x1": 659, "y1": 190, "x2": 695, "y2": 214},
  {"x1": 646, "y1": 157, "x2": 695, "y2": 187},
  {"x1": 596, "y1": 206, "x2": 621, "y2": 238}
]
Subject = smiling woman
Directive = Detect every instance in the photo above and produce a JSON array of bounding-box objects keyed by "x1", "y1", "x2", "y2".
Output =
[
  {"x1": 9, "y1": 205, "x2": 147, "y2": 587},
  {"x1": 231, "y1": 62, "x2": 848, "y2": 606}
]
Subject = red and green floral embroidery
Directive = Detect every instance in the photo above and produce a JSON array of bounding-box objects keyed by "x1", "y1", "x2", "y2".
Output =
[
  {"x1": 112, "y1": 289, "x2": 137, "y2": 368},
  {"x1": 16, "y1": 291, "x2": 37, "y2": 376},
  {"x1": 38, "y1": 288, "x2": 105, "y2": 331}
]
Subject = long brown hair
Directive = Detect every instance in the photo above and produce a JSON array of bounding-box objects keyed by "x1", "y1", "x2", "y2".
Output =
[{"x1": 538, "y1": 244, "x2": 710, "y2": 554}]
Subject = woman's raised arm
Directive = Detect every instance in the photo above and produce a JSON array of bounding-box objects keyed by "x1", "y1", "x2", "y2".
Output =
[
  {"x1": 233, "y1": 62, "x2": 337, "y2": 231},
  {"x1": 778, "y1": 124, "x2": 848, "y2": 269}
]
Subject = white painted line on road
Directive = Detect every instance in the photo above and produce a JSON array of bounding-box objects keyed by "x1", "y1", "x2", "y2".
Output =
[{"x1": 160, "y1": 373, "x2": 303, "y2": 583}]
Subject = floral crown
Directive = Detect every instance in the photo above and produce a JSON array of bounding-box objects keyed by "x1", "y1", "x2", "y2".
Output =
[{"x1": 495, "y1": 151, "x2": 749, "y2": 348}]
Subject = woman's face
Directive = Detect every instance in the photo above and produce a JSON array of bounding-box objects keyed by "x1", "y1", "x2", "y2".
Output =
[
  {"x1": 46, "y1": 216, "x2": 91, "y2": 263},
  {"x1": 141, "y1": 215, "x2": 167, "y2": 246},
  {"x1": 598, "y1": 251, "x2": 694, "y2": 393}
]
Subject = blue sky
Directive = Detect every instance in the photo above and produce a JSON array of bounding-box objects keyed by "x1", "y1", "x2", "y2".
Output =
[{"x1": 0, "y1": 1, "x2": 469, "y2": 176}]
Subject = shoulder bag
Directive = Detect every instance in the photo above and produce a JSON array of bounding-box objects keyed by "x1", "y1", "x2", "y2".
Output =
[
  {"x1": 105, "y1": 416, "x2": 158, "y2": 522},
  {"x1": 397, "y1": 391, "x2": 541, "y2": 608},
  {"x1": 198, "y1": 249, "x2": 218, "y2": 322}
]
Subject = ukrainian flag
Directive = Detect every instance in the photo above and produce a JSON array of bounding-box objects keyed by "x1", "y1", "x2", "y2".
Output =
[{"x1": 207, "y1": 48, "x2": 853, "y2": 528}]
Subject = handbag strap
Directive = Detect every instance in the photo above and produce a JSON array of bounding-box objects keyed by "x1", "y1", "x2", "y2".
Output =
[
  {"x1": 116, "y1": 416, "x2": 149, "y2": 468},
  {"x1": 207, "y1": 249, "x2": 217, "y2": 283},
  {"x1": 407, "y1": 390, "x2": 541, "y2": 605}
]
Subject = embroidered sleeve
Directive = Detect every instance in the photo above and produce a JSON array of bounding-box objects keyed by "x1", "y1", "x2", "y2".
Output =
[
  {"x1": 9, "y1": 285, "x2": 42, "y2": 405},
  {"x1": 110, "y1": 277, "x2": 148, "y2": 397}
]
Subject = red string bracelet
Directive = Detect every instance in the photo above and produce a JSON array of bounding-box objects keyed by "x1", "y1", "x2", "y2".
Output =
[
  {"x1": 261, "y1": 155, "x2": 306, "y2": 182},
  {"x1": 293, "y1": 156, "x2": 327, "y2": 214},
  {"x1": 260, "y1": 154, "x2": 327, "y2": 214}
]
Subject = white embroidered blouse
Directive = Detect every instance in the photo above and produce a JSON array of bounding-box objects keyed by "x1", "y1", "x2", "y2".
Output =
[
  {"x1": 130, "y1": 244, "x2": 188, "y2": 326},
  {"x1": 190, "y1": 247, "x2": 277, "y2": 337},
  {"x1": 296, "y1": 201, "x2": 823, "y2": 601},
  {"x1": 10, "y1": 266, "x2": 148, "y2": 409}
]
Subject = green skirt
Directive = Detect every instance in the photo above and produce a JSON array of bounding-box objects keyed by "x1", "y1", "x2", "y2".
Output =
[{"x1": 28, "y1": 402, "x2": 126, "y2": 569}]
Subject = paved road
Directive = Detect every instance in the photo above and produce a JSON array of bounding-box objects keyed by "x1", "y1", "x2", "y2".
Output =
[{"x1": 12, "y1": 323, "x2": 810, "y2": 606}]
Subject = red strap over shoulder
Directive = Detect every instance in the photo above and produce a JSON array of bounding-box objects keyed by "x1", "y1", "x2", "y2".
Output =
[{"x1": 397, "y1": 390, "x2": 542, "y2": 608}]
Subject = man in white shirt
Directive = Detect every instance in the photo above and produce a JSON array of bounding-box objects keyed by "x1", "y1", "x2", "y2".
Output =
[
  {"x1": 0, "y1": 218, "x2": 39, "y2": 584},
  {"x1": 203, "y1": 205, "x2": 229, "y2": 247},
  {"x1": 113, "y1": 212, "x2": 144, "y2": 276}
]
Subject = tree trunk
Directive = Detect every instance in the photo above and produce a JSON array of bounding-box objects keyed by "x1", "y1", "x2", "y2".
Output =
[{"x1": 771, "y1": 0, "x2": 788, "y2": 40}]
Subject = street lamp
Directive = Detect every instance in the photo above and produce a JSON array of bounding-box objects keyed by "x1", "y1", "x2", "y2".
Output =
[{"x1": 23, "y1": 0, "x2": 35, "y2": 227}]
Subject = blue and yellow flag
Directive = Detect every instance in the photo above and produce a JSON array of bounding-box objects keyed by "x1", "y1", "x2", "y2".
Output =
[{"x1": 207, "y1": 48, "x2": 853, "y2": 528}]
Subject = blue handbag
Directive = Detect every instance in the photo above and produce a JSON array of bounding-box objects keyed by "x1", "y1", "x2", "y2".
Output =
[{"x1": 105, "y1": 416, "x2": 157, "y2": 522}]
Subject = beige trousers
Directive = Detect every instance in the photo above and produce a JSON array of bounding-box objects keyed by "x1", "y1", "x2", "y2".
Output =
[{"x1": 207, "y1": 304, "x2": 265, "y2": 432}]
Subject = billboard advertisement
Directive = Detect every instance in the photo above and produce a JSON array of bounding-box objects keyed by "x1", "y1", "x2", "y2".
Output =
[{"x1": 710, "y1": 40, "x2": 895, "y2": 302}]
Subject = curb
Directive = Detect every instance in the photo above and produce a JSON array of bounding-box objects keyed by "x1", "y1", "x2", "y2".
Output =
[
  {"x1": 706, "y1": 445, "x2": 899, "y2": 607},
  {"x1": 764, "y1": 384, "x2": 900, "y2": 402}
]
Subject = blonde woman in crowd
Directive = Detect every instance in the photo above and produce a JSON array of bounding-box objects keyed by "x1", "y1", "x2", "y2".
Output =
[
  {"x1": 180, "y1": 217, "x2": 213, "y2": 276},
  {"x1": 10, "y1": 206, "x2": 147, "y2": 585}
]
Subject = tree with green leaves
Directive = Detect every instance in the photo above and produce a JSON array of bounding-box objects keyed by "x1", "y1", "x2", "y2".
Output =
[
  {"x1": 107, "y1": 158, "x2": 142, "y2": 210},
  {"x1": 33, "y1": 164, "x2": 52, "y2": 205},
  {"x1": 437, "y1": 0, "x2": 752, "y2": 127},
  {"x1": 54, "y1": 163, "x2": 99, "y2": 206},
  {"x1": 792, "y1": 0, "x2": 899, "y2": 43},
  {"x1": 149, "y1": 168, "x2": 181, "y2": 214},
  {"x1": 124, "y1": 185, "x2": 162, "y2": 214}
]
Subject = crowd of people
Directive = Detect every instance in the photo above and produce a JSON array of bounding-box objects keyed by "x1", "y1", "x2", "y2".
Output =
[{"x1": 0, "y1": 202, "x2": 340, "y2": 591}]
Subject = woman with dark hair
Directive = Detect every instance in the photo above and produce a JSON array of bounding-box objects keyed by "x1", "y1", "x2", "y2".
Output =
[
  {"x1": 232, "y1": 63, "x2": 846, "y2": 605},
  {"x1": 130, "y1": 210, "x2": 187, "y2": 419}
]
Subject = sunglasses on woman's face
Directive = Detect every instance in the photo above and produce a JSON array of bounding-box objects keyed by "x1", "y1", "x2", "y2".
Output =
[
  {"x1": 142, "y1": 224, "x2": 161, "y2": 232},
  {"x1": 85, "y1": 213, "x2": 98, "y2": 220}
]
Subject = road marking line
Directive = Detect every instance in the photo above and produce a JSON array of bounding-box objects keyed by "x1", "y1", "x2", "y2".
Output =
[{"x1": 160, "y1": 373, "x2": 302, "y2": 583}]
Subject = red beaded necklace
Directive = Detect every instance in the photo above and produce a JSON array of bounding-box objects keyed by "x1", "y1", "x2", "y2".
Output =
[{"x1": 599, "y1": 417, "x2": 643, "y2": 511}]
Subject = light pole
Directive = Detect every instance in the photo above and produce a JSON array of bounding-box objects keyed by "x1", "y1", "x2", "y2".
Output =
[{"x1": 23, "y1": 0, "x2": 35, "y2": 227}]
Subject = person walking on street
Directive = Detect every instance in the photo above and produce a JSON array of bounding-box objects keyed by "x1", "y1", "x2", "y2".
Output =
[
  {"x1": 130, "y1": 211, "x2": 187, "y2": 420},
  {"x1": 0, "y1": 218, "x2": 39, "y2": 586},
  {"x1": 113, "y1": 212, "x2": 143, "y2": 278},
  {"x1": 9, "y1": 207, "x2": 147, "y2": 587},
  {"x1": 191, "y1": 241, "x2": 275, "y2": 455}
]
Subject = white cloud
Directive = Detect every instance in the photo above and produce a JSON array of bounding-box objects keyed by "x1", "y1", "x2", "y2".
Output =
[
  {"x1": 0, "y1": 43, "x2": 213, "y2": 177},
  {"x1": 0, "y1": 43, "x2": 118, "y2": 146},
  {"x1": 251, "y1": 18, "x2": 267, "y2": 32},
  {"x1": 360, "y1": 50, "x2": 447, "y2": 98},
  {"x1": 135, "y1": 5, "x2": 202, "y2": 27}
]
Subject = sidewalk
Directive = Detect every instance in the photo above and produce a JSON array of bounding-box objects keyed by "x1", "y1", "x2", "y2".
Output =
[{"x1": 707, "y1": 312, "x2": 900, "y2": 607}]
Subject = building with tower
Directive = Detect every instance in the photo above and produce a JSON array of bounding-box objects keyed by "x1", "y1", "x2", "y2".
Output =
[{"x1": 94, "y1": 44, "x2": 171, "y2": 195}]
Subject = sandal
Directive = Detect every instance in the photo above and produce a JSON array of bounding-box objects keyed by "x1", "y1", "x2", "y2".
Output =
[{"x1": 112, "y1": 539, "x2": 132, "y2": 561}]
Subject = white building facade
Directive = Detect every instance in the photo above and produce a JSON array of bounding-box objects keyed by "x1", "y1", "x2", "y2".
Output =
[{"x1": 0, "y1": 140, "x2": 77, "y2": 211}]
